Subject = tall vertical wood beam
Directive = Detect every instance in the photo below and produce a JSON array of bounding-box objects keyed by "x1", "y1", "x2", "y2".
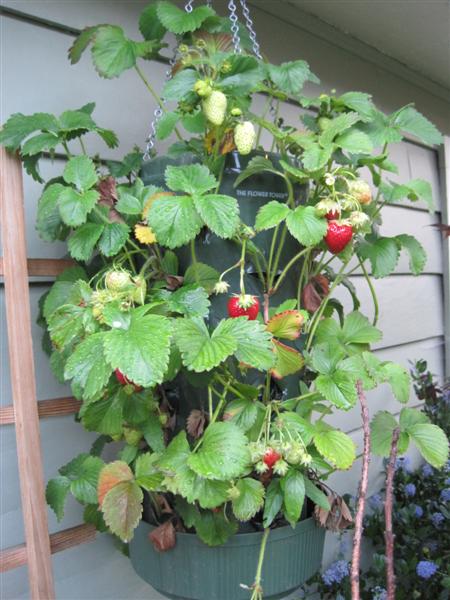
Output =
[{"x1": 0, "y1": 148, "x2": 55, "y2": 598}]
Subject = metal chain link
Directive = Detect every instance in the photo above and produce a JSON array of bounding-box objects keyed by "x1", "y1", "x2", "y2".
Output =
[
  {"x1": 185, "y1": 0, "x2": 194, "y2": 13},
  {"x1": 238, "y1": 0, "x2": 262, "y2": 59},
  {"x1": 228, "y1": 0, "x2": 242, "y2": 54}
]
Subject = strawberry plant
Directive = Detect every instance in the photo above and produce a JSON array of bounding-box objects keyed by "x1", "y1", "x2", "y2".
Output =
[{"x1": 1, "y1": 1, "x2": 448, "y2": 598}]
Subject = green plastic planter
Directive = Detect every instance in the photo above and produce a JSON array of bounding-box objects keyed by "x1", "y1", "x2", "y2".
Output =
[{"x1": 129, "y1": 519, "x2": 325, "y2": 600}]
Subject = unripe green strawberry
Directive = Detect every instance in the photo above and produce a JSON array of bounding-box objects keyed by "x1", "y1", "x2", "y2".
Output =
[
  {"x1": 318, "y1": 117, "x2": 331, "y2": 131},
  {"x1": 123, "y1": 426, "x2": 143, "y2": 447},
  {"x1": 159, "y1": 413, "x2": 169, "y2": 426},
  {"x1": 348, "y1": 179, "x2": 372, "y2": 205},
  {"x1": 230, "y1": 107, "x2": 242, "y2": 117},
  {"x1": 349, "y1": 210, "x2": 370, "y2": 231},
  {"x1": 203, "y1": 90, "x2": 227, "y2": 126},
  {"x1": 132, "y1": 275, "x2": 146, "y2": 305},
  {"x1": 284, "y1": 441, "x2": 305, "y2": 465},
  {"x1": 234, "y1": 121, "x2": 256, "y2": 155},
  {"x1": 272, "y1": 459, "x2": 289, "y2": 476},
  {"x1": 105, "y1": 269, "x2": 132, "y2": 291},
  {"x1": 227, "y1": 485, "x2": 241, "y2": 501},
  {"x1": 194, "y1": 79, "x2": 212, "y2": 98}
]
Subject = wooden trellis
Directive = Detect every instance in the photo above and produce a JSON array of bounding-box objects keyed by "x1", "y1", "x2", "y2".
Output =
[{"x1": 0, "y1": 148, "x2": 96, "y2": 598}]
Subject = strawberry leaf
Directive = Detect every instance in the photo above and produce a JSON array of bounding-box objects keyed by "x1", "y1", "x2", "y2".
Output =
[
  {"x1": 315, "y1": 371, "x2": 357, "y2": 410},
  {"x1": 314, "y1": 427, "x2": 356, "y2": 469},
  {"x1": 220, "y1": 317, "x2": 275, "y2": 370},
  {"x1": 357, "y1": 236, "x2": 400, "y2": 278},
  {"x1": 156, "y1": 2, "x2": 214, "y2": 34},
  {"x1": 267, "y1": 60, "x2": 319, "y2": 96},
  {"x1": 286, "y1": 206, "x2": 327, "y2": 246},
  {"x1": 81, "y1": 389, "x2": 126, "y2": 435},
  {"x1": 174, "y1": 317, "x2": 237, "y2": 372},
  {"x1": 393, "y1": 106, "x2": 443, "y2": 146},
  {"x1": 58, "y1": 188, "x2": 99, "y2": 227},
  {"x1": 254, "y1": 200, "x2": 290, "y2": 231},
  {"x1": 263, "y1": 479, "x2": 283, "y2": 527},
  {"x1": 193, "y1": 194, "x2": 240, "y2": 239},
  {"x1": 103, "y1": 309, "x2": 171, "y2": 387},
  {"x1": 64, "y1": 333, "x2": 112, "y2": 400},
  {"x1": 231, "y1": 478, "x2": 265, "y2": 521},
  {"x1": 281, "y1": 468, "x2": 305, "y2": 526},
  {"x1": 59, "y1": 453, "x2": 105, "y2": 504},
  {"x1": 165, "y1": 164, "x2": 217, "y2": 195},
  {"x1": 102, "y1": 480, "x2": 143, "y2": 542},
  {"x1": 271, "y1": 340, "x2": 304, "y2": 379},
  {"x1": 98, "y1": 222, "x2": 130, "y2": 257},
  {"x1": 46, "y1": 476, "x2": 71, "y2": 521},
  {"x1": 370, "y1": 411, "x2": 409, "y2": 457},
  {"x1": 91, "y1": 26, "x2": 137, "y2": 78},
  {"x1": 37, "y1": 183, "x2": 67, "y2": 242},
  {"x1": 188, "y1": 422, "x2": 251, "y2": 480},
  {"x1": 98, "y1": 460, "x2": 134, "y2": 506},
  {"x1": 148, "y1": 195, "x2": 203, "y2": 249},
  {"x1": 266, "y1": 310, "x2": 304, "y2": 340},
  {"x1": 68, "y1": 223, "x2": 104, "y2": 261},
  {"x1": 194, "y1": 510, "x2": 238, "y2": 546},
  {"x1": 407, "y1": 424, "x2": 449, "y2": 468},
  {"x1": 395, "y1": 234, "x2": 427, "y2": 275},
  {"x1": 63, "y1": 156, "x2": 98, "y2": 192}
]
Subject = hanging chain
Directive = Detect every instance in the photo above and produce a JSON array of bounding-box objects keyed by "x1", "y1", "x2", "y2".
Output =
[
  {"x1": 143, "y1": 0, "x2": 195, "y2": 159},
  {"x1": 228, "y1": 0, "x2": 242, "y2": 54},
  {"x1": 238, "y1": 0, "x2": 262, "y2": 59}
]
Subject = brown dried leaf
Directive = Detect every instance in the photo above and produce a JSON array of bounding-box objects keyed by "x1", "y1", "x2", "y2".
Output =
[
  {"x1": 302, "y1": 275, "x2": 329, "y2": 313},
  {"x1": 314, "y1": 492, "x2": 353, "y2": 532},
  {"x1": 186, "y1": 409, "x2": 206, "y2": 439},
  {"x1": 432, "y1": 223, "x2": 450, "y2": 238},
  {"x1": 148, "y1": 520, "x2": 176, "y2": 552},
  {"x1": 165, "y1": 275, "x2": 184, "y2": 290},
  {"x1": 97, "y1": 176, "x2": 117, "y2": 206}
]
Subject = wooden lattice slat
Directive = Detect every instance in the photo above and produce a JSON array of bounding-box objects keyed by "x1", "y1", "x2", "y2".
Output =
[
  {"x1": 0, "y1": 257, "x2": 75, "y2": 277},
  {"x1": 0, "y1": 148, "x2": 55, "y2": 597},
  {"x1": 0, "y1": 396, "x2": 81, "y2": 425},
  {"x1": 0, "y1": 524, "x2": 96, "y2": 573}
]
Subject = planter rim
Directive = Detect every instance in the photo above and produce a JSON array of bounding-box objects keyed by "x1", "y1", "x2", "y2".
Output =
[{"x1": 142, "y1": 516, "x2": 320, "y2": 548}]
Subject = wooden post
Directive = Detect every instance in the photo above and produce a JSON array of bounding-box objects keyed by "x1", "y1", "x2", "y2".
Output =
[{"x1": 0, "y1": 148, "x2": 55, "y2": 599}]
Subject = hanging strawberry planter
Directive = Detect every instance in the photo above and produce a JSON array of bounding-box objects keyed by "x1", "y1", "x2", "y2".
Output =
[{"x1": 1, "y1": 0, "x2": 448, "y2": 599}]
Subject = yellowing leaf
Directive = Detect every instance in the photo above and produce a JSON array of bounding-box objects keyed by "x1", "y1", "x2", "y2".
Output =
[
  {"x1": 271, "y1": 340, "x2": 304, "y2": 379},
  {"x1": 98, "y1": 460, "x2": 133, "y2": 506},
  {"x1": 266, "y1": 310, "x2": 304, "y2": 340}
]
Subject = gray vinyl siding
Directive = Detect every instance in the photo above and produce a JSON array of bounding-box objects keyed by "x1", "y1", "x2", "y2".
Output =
[{"x1": 0, "y1": 2, "x2": 448, "y2": 598}]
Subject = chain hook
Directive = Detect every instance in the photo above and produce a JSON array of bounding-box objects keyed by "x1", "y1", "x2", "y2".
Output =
[
  {"x1": 228, "y1": 0, "x2": 242, "y2": 54},
  {"x1": 185, "y1": 0, "x2": 194, "y2": 13},
  {"x1": 238, "y1": 0, "x2": 262, "y2": 59}
]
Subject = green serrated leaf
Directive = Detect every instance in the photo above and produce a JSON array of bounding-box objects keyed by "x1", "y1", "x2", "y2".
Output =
[
  {"x1": 281, "y1": 468, "x2": 305, "y2": 526},
  {"x1": 37, "y1": 183, "x2": 66, "y2": 242},
  {"x1": 148, "y1": 194, "x2": 203, "y2": 249},
  {"x1": 192, "y1": 478, "x2": 230, "y2": 509},
  {"x1": 263, "y1": 479, "x2": 283, "y2": 527},
  {"x1": 68, "y1": 26, "x2": 100, "y2": 64},
  {"x1": 64, "y1": 333, "x2": 112, "y2": 400},
  {"x1": 233, "y1": 155, "x2": 277, "y2": 188},
  {"x1": 408, "y1": 423, "x2": 448, "y2": 468},
  {"x1": 46, "y1": 476, "x2": 71, "y2": 521},
  {"x1": 174, "y1": 317, "x2": 237, "y2": 372},
  {"x1": 102, "y1": 480, "x2": 143, "y2": 542},
  {"x1": 188, "y1": 422, "x2": 250, "y2": 480},
  {"x1": 314, "y1": 428, "x2": 356, "y2": 469},
  {"x1": 304, "y1": 477, "x2": 330, "y2": 510},
  {"x1": 82, "y1": 390, "x2": 125, "y2": 435},
  {"x1": 357, "y1": 236, "x2": 400, "y2": 278},
  {"x1": 21, "y1": 132, "x2": 60, "y2": 156},
  {"x1": 48, "y1": 304, "x2": 85, "y2": 350},
  {"x1": 98, "y1": 222, "x2": 130, "y2": 256},
  {"x1": 103, "y1": 309, "x2": 171, "y2": 387},
  {"x1": 63, "y1": 155, "x2": 98, "y2": 191},
  {"x1": 267, "y1": 60, "x2": 319, "y2": 95},
  {"x1": 338, "y1": 92, "x2": 375, "y2": 121},
  {"x1": 380, "y1": 361, "x2": 410, "y2": 403},
  {"x1": 315, "y1": 371, "x2": 357, "y2": 410},
  {"x1": 156, "y1": 2, "x2": 214, "y2": 34},
  {"x1": 68, "y1": 223, "x2": 104, "y2": 261},
  {"x1": 370, "y1": 411, "x2": 409, "y2": 457},
  {"x1": 286, "y1": 205, "x2": 327, "y2": 246},
  {"x1": 168, "y1": 285, "x2": 210, "y2": 318},
  {"x1": 59, "y1": 188, "x2": 99, "y2": 227},
  {"x1": 194, "y1": 194, "x2": 240, "y2": 239},
  {"x1": 335, "y1": 128, "x2": 373, "y2": 154},
  {"x1": 60, "y1": 453, "x2": 104, "y2": 504},
  {"x1": 91, "y1": 26, "x2": 136, "y2": 78},
  {"x1": 254, "y1": 200, "x2": 290, "y2": 231},
  {"x1": 156, "y1": 111, "x2": 180, "y2": 140},
  {"x1": 165, "y1": 164, "x2": 216, "y2": 195},
  {"x1": 271, "y1": 340, "x2": 304, "y2": 379},
  {"x1": 232, "y1": 478, "x2": 265, "y2": 521},
  {"x1": 394, "y1": 106, "x2": 443, "y2": 146},
  {"x1": 0, "y1": 112, "x2": 58, "y2": 150},
  {"x1": 395, "y1": 234, "x2": 427, "y2": 275},
  {"x1": 139, "y1": 4, "x2": 166, "y2": 40},
  {"x1": 219, "y1": 317, "x2": 275, "y2": 371},
  {"x1": 319, "y1": 112, "x2": 361, "y2": 146},
  {"x1": 43, "y1": 280, "x2": 75, "y2": 320},
  {"x1": 302, "y1": 143, "x2": 333, "y2": 171},
  {"x1": 184, "y1": 262, "x2": 219, "y2": 293},
  {"x1": 194, "y1": 510, "x2": 238, "y2": 546},
  {"x1": 162, "y1": 69, "x2": 198, "y2": 101}
]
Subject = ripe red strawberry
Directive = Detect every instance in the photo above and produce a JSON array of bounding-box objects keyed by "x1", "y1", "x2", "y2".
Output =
[
  {"x1": 263, "y1": 448, "x2": 281, "y2": 468},
  {"x1": 325, "y1": 210, "x2": 340, "y2": 221},
  {"x1": 324, "y1": 221, "x2": 353, "y2": 254},
  {"x1": 227, "y1": 294, "x2": 260, "y2": 320},
  {"x1": 115, "y1": 369, "x2": 142, "y2": 392}
]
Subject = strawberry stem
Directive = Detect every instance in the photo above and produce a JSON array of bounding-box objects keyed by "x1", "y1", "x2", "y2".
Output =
[
  {"x1": 250, "y1": 528, "x2": 271, "y2": 600},
  {"x1": 239, "y1": 239, "x2": 247, "y2": 296}
]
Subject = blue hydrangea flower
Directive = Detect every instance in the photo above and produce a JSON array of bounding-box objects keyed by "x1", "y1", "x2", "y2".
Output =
[
  {"x1": 405, "y1": 483, "x2": 416, "y2": 497},
  {"x1": 445, "y1": 460, "x2": 450, "y2": 473},
  {"x1": 413, "y1": 505, "x2": 424, "y2": 518},
  {"x1": 395, "y1": 456, "x2": 412, "y2": 472},
  {"x1": 321, "y1": 560, "x2": 350, "y2": 586},
  {"x1": 416, "y1": 560, "x2": 438, "y2": 579},
  {"x1": 441, "y1": 488, "x2": 450, "y2": 502},
  {"x1": 372, "y1": 586, "x2": 388, "y2": 600},
  {"x1": 422, "y1": 463, "x2": 434, "y2": 477},
  {"x1": 369, "y1": 493, "x2": 384, "y2": 511},
  {"x1": 445, "y1": 477, "x2": 450, "y2": 486},
  {"x1": 431, "y1": 512, "x2": 445, "y2": 528}
]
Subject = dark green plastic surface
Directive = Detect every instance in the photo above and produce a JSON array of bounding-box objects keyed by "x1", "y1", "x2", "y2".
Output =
[{"x1": 129, "y1": 519, "x2": 325, "y2": 600}]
